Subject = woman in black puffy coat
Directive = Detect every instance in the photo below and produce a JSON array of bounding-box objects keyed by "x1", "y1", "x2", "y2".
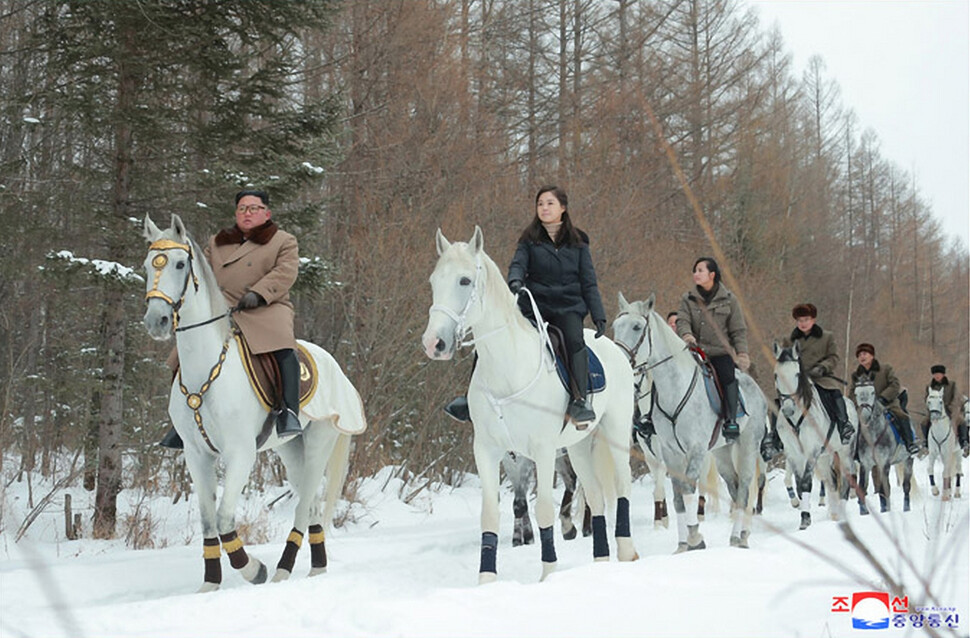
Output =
[
  {"x1": 444, "y1": 185, "x2": 607, "y2": 427},
  {"x1": 506, "y1": 185, "x2": 607, "y2": 425}
]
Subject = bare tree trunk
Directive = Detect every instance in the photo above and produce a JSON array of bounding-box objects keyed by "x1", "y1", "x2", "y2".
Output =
[{"x1": 93, "y1": 22, "x2": 136, "y2": 539}]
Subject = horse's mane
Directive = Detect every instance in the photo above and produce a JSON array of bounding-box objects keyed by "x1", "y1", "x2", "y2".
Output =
[
  {"x1": 776, "y1": 345, "x2": 815, "y2": 407},
  {"x1": 647, "y1": 308, "x2": 693, "y2": 366}
]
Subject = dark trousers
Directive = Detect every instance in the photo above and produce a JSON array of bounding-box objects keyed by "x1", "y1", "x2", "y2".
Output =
[
  {"x1": 709, "y1": 354, "x2": 737, "y2": 422},
  {"x1": 547, "y1": 311, "x2": 587, "y2": 401}
]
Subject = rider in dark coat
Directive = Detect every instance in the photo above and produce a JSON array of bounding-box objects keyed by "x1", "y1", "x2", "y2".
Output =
[
  {"x1": 848, "y1": 343, "x2": 920, "y2": 456},
  {"x1": 443, "y1": 186, "x2": 607, "y2": 427},
  {"x1": 919, "y1": 364, "x2": 969, "y2": 457}
]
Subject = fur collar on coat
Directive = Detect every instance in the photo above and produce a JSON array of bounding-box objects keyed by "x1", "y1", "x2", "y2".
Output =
[{"x1": 214, "y1": 220, "x2": 278, "y2": 247}]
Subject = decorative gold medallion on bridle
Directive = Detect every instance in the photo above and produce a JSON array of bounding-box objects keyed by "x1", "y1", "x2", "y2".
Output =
[
  {"x1": 186, "y1": 393, "x2": 203, "y2": 410},
  {"x1": 152, "y1": 254, "x2": 168, "y2": 268}
]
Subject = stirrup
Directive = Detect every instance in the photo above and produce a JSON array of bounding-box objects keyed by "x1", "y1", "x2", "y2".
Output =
[
  {"x1": 443, "y1": 396, "x2": 471, "y2": 423},
  {"x1": 905, "y1": 440, "x2": 921, "y2": 456},
  {"x1": 568, "y1": 399, "x2": 595, "y2": 429},
  {"x1": 159, "y1": 427, "x2": 184, "y2": 450},
  {"x1": 838, "y1": 423, "x2": 854, "y2": 445},
  {"x1": 276, "y1": 408, "x2": 302, "y2": 437},
  {"x1": 722, "y1": 420, "x2": 740, "y2": 442}
]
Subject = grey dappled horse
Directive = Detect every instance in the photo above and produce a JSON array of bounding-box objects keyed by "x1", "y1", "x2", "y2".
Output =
[
  {"x1": 422, "y1": 227, "x2": 638, "y2": 583},
  {"x1": 504, "y1": 450, "x2": 587, "y2": 546},
  {"x1": 142, "y1": 214, "x2": 364, "y2": 591},
  {"x1": 852, "y1": 377, "x2": 913, "y2": 513},
  {"x1": 612, "y1": 293, "x2": 767, "y2": 550},
  {"x1": 773, "y1": 341, "x2": 856, "y2": 529}
]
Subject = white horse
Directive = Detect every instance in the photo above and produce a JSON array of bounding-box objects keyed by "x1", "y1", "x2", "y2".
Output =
[
  {"x1": 925, "y1": 387, "x2": 961, "y2": 500},
  {"x1": 772, "y1": 341, "x2": 856, "y2": 529},
  {"x1": 612, "y1": 293, "x2": 766, "y2": 550},
  {"x1": 421, "y1": 227, "x2": 637, "y2": 583},
  {"x1": 142, "y1": 214, "x2": 365, "y2": 591}
]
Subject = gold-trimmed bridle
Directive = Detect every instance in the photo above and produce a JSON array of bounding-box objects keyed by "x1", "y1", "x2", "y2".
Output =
[{"x1": 145, "y1": 239, "x2": 199, "y2": 331}]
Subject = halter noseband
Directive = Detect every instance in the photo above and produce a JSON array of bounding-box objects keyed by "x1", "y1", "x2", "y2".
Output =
[{"x1": 428, "y1": 253, "x2": 485, "y2": 348}]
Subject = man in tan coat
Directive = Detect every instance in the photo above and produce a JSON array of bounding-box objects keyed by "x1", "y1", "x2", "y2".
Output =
[
  {"x1": 919, "y1": 364, "x2": 969, "y2": 457},
  {"x1": 160, "y1": 190, "x2": 302, "y2": 448}
]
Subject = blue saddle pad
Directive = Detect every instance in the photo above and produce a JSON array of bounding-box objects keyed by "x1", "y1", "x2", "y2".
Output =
[
  {"x1": 701, "y1": 368, "x2": 746, "y2": 418},
  {"x1": 885, "y1": 412, "x2": 915, "y2": 444},
  {"x1": 555, "y1": 348, "x2": 606, "y2": 395}
]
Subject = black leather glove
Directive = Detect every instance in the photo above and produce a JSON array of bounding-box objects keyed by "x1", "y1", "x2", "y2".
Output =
[
  {"x1": 594, "y1": 319, "x2": 606, "y2": 338},
  {"x1": 237, "y1": 291, "x2": 265, "y2": 310},
  {"x1": 810, "y1": 365, "x2": 826, "y2": 377},
  {"x1": 508, "y1": 279, "x2": 523, "y2": 294}
]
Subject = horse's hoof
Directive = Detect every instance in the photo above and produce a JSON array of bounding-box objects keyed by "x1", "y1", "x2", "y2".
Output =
[
  {"x1": 860, "y1": 505, "x2": 869, "y2": 516},
  {"x1": 594, "y1": 555, "x2": 609, "y2": 562},
  {"x1": 271, "y1": 568, "x2": 291, "y2": 583},
  {"x1": 903, "y1": 502, "x2": 911, "y2": 512},
  {"x1": 617, "y1": 537, "x2": 638, "y2": 561},
  {"x1": 789, "y1": 498, "x2": 800, "y2": 509},
  {"x1": 662, "y1": 516, "x2": 669, "y2": 529},
  {"x1": 730, "y1": 535, "x2": 740, "y2": 547},
  {"x1": 674, "y1": 542, "x2": 689, "y2": 554},
  {"x1": 242, "y1": 558, "x2": 267, "y2": 584},
  {"x1": 478, "y1": 572, "x2": 497, "y2": 585},
  {"x1": 738, "y1": 530, "x2": 750, "y2": 548},
  {"x1": 308, "y1": 566, "x2": 327, "y2": 577},
  {"x1": 540, "y1": 561, "x2": 557, "y2": 581},
  {"x1": 931, "y1": 486, "x2": 940, "y2": 496},
  {"x1": 197, "y1": 582, "x2": 220, "y2": 593},
  {"x1": 799, "y1": 512, "x2": 811, "y2": 530},
  {"x1": 562, "y1": 524, "x2": 577, "y2": 541},
  {"x1": 688, "y1": 540, "x2": 706, "y2": 551},
  {"x1": 697, "y1": 514, "x2": 705, "y2": 522}
]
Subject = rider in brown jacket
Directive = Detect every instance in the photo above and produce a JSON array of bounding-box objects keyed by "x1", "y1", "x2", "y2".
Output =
[
  {"x1": 918, "y1": 364, "x2": 969, "y2": 457},
  {"x1": 160, "y1": 190, "x2": 303, "y2": 448},
  {"x1": 848, "y1": 343, "x2": 920, "y2": 456}
]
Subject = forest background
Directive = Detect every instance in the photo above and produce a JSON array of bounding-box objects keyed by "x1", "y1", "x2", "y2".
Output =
[{"x1": 1, "y1": 0, "x2": 967, "y2": 541}]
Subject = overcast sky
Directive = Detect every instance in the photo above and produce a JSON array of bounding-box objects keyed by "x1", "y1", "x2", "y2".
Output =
[{"x1": 747, "y1": 0, "x2": 969, "y2": 250}]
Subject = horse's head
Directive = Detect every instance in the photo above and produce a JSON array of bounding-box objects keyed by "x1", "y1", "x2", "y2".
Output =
[
  {"x1": 142, "y1": 214, "x2": 197, "y2": 340},
  {"x1": 926, "y1": 387, "x2": 946, "y2": 419},
  {"x1": 853, "y1": 375, "x2": 877, "y2": 421},
  {"x1": 773, "y1": 340, "x2": 809, "y2": 419},
  {"x1": 612, "y1": 291, "x2": 655, "y2": 366},
  {"x1": 422, "y1": 226, "x2": 489, "y2": 360}
]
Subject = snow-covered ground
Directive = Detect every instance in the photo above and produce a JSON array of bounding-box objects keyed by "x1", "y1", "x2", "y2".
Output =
[{"x1": 1, "y1": 456, "x2": 967, "y2": 638}]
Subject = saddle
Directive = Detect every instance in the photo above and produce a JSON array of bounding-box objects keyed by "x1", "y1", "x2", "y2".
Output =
[
  {"x1": 689, "y1": 346, "x2": 746, "y2": 419},
  {"x1": 882, "y1": 411, "x2": 916, "y2": 446},
  {"x1": 546, "y1": 324, "x2": 606, "y2": 396},
  {"x1": 234, "y1": 333, "x2": 318, "y2": 412}
]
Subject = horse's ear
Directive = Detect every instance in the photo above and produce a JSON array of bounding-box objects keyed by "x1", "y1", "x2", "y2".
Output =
[
  {"x1": 618, "y1": 291, "x2": 630, "y2": 312},
  {"x1": 171, "y1": 214, "x2": 188, "y2": 242},
  {"x1": 792, "y1": 340, "x2": 801, "y2": 358},
  {"x1": 645, "y1": 293, "x2": 656, "y2": 314},
  {"x1": 435, "y1": 228, "x2": 450, "y2": 256},
  {"x1": 470, "y1": 225, "x2": 483, "y2": 254},
  {"x1": 772, "y1": 340, "x2": 782, "y2": 359},
  {"x1": 143, "y1": 214, "x2": 162, "y2": 242}
]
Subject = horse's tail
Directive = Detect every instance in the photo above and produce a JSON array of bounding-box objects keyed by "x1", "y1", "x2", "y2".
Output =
[
  {"x1": 700, "y1": 454, "x2": 720, "y2": 514},
  {"x1": 322, "y1": 432, "x2": 353, "y2": 531}
]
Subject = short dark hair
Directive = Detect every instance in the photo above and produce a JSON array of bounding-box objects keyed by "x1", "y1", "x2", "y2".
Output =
[
  {"x1": 235, "y1": 190, "x2": 269, "y2": 206},
  {"x1": 692, "y1": 257, "x2": 720, "y2": 284},
  {"x1": 666, "y1": 311, "x2": 678, "y2": 321}
]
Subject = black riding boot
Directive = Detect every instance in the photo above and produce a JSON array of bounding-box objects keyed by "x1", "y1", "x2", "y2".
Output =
[
  {"x1": 834, "y1": 394, "x2": 854, "y2": 444},
  {"x1": 634, "y1": 407, "x2": 656, "y2": 444},
  {"x1": 444, "y1": 396, "x2": 471, "y2": 422},
  {"x1": 959, "y1": 423, "x2": 970, "y2": 457},
  {"x1": 159, "y1": 426, "x2": 184, "y2": 449},
  {"x1": 567, "y1": 349, "x2": 595, "y2": 427},
  {"x1": 273, "y1": 349, "x2": 303, "y2": 438},
  {"x1": 760, "y1": 406, "x2": 781, "y2": 462},
  {"x1": 896, "y1": 415, "x2": 920, "y2": 456},
  {"x1": 919, "y1": 419, "x2": 930, "y2": 452},
  {"x1": 722, "y1": 380, "x2": 740, "y2": 442}
]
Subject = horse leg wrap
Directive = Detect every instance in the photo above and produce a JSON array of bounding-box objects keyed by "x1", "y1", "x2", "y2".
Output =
[
  {"x1": 220, "y1": 531, "x2": 249, "y2": 569},
  {"x1": 479, "y1": 532, "x2": 498, "y2": 575},
  {"x1": 203, "y1": 537, "x2": 222, "y2": 585},
  {"x1": 591, "y1": 515, "x2": 609, "y2": 559},
  {"x1": 276, "y1": 528, "x2": 303, "y2": 575},
  {"x1": 615, "y1": 497, "x2": 631, "y2": 537},
  {"x1": 538, "y1": 525, "x2": 557, "y2": 564},
  {"x1": 309, "y1": 524, "x2": 328, "y2": 571}
]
